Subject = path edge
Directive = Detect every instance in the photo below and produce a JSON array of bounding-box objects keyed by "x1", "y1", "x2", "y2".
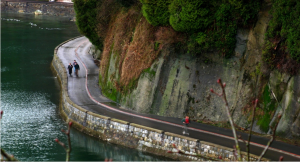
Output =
[{"x1": 50, "y1": 36, "x2": 268, "y2": 161}]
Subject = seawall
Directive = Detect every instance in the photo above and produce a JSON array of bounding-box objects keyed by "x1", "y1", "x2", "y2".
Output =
[
  {"x1": 50, "y1": 37, "x2": 268, "y2": 161},
  {"x1": 1, "y1": 1, "x2": 75, "y2": 19}
]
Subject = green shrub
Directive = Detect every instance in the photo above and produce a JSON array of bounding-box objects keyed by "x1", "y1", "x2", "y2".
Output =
[
  {"x1": 140, "y1": 0, "x2": 261, "y2": 57},
  {"x1": 211, "y1": 3, "x2": 238, "y2": 57},
  {"x1": 169, "y1": 0, "x2": 212, "y2": 32},
  {"x1": 116, "y1": 0, "x2": 136, "y2": 7},
  {"x1": 210, "y1": 1, "x2": 260, "y2": 57},
  {"x1": 140, "y1": 0, "x2": 171, "y2": 26},
  {"x1": 75, "y1": 0, "x2": 262, "y2": 59},
  {"x1": 73, "y1": 0, "x2": 103, "y2": 50},
  {"x1": 264, "y1": 0, "x2": 300, "y2": 74}
]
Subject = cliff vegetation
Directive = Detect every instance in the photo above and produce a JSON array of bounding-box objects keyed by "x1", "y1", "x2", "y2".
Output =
[
  {"x1": 263, "y1": 0, "x2": 300, "y2": 75},
  {"x1": 73, "y1": 0, "x2": 300, "y2": 140}
]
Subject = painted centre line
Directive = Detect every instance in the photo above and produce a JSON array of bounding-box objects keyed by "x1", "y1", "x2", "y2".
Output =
[{"x1": 70, "y1": 37, "x2": 300, "y2": 159}]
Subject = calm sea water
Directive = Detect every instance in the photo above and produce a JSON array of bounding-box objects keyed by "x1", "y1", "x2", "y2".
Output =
[{"x1": 1, "y1": 13, "x2": 168, "y2": 161}]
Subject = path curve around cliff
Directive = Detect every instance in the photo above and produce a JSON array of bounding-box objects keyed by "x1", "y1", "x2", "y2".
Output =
[{"x1": 56, "y1": 36, "x2": 300, "y2": 161}]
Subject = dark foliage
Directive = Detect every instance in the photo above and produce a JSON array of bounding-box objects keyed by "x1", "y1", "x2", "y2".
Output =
[{"x1": 264, "y1": 0, "x2": 300, "y2": 75}]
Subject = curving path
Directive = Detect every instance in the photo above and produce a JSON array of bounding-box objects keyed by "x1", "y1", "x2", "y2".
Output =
[{"x1": 56, "y1": 36, "x2": 300, "y2": 161}]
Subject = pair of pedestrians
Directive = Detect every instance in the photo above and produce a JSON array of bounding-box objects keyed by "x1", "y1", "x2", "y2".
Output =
[{"x1": 67, "y1": 60, "x2": 80, "y2": 77}]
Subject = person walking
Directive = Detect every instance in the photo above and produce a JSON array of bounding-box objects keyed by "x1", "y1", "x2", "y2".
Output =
[
  {"x1": 74, "y1": 62, "x2": 80, "y2": 77},
  {"x1": 182, "y1": 116, "x2": 191, "y2": 135},
  {"x1": 73, "y1": 60, "x2": 77, "y2": 73},
  {"x1": 67, "y1": 63, "x2": 73, "y2": 76}
]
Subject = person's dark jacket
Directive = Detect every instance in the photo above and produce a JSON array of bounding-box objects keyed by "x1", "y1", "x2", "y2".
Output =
[
  {"x1": 74, "y1": 64, "x2": 80, "y2": 70},
  {"x1": 68, "y1": 65, "x2": 73, "y2": 70}
]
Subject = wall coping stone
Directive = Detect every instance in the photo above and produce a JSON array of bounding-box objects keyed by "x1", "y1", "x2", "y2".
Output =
[
  {"x1": 200, "y1": 141, "x2": 233, "y2": 151},
  {"x1": 130, "y1": 123, "x2": 164, "y2": 134},
  {"x1": 165, "y1": 132, "x2": 199, "y2": 142},
  {"x1": 87, "y1": 111, "x2": 110, "y2": 120},
  {"x1": 111, "y1": 118, "x2": 129, "y2": 125}
]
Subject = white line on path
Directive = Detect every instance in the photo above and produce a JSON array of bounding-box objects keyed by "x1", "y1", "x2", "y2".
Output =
[{"x1": 67, "y1": 37, "x2": 300, "y2": 159}]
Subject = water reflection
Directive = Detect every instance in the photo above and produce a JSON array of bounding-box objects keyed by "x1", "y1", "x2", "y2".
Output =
[
  {"x1": 70, "y1": 128, "x2": 168, "y2": 161},
  {"x1": 1, "y1": 89, "x2": 66, "y2": 161},
  {"x1": 1, "y1": 13, "x2": 169, "y2": 161}
]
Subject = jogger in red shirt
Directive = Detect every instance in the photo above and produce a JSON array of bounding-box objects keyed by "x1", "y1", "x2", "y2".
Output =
[{"x1": 182, "y1": 116, "x2": 190, "y2": 135}]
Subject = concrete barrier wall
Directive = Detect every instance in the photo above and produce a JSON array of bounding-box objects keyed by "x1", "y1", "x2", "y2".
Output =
[
  {"x1": 1, "y1": 1, "x2": 75, "y2": 18},
  {"x1": 50, "y1": 37, "x2": 268, "y2": 161}
]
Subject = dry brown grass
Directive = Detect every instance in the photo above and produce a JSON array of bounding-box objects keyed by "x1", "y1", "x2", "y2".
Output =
[
  {"x1": 97, "y1": 0, "x2": 121, "y2": 83},
  {"x1": 99, "y1": 2, "x2": 185, "y2": 91},
  {"x1": 113, "y1": 7, "x2": 141, "y2": 82},
  {"x1": 155, "y1": 26, "x2": 185, "y2": 49},
  {"x1": 99, "y1": 4, "x2": 141, "y2": 85},
  {"x1": 100, "y1": 25, "x2": 112, "y2": 82},
  {"x1": 113, "y1": 9, "x2": 140, "y2": 54},
  {"x1": 99, "y1": 22, "x2": 114, "y2": 83},
  {"x1": 120, "y1": 17, "x2": 158, "y2": 86},
  {"x1": 119, "y1": 19, "x2": 185, "y2": 87}
]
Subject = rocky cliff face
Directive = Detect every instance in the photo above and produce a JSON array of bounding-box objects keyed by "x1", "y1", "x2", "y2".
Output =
[{"x1": 87, "y1": 1, "x2": 299, "y2": 139}]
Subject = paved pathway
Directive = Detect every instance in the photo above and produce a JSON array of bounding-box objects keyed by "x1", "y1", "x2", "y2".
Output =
[{"x1": 57, "y1": 36, "x2": 300, "y2": 161}]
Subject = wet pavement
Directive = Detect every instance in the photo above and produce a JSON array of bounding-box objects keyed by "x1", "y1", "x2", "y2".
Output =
[{"x1": 56, "y1": 36, "x2": 300, "y2": 161}]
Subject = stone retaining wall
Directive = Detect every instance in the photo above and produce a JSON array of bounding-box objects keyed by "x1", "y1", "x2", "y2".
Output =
[
  {"x1": 50, "y1": 37, "x2": 268, "y2": 161},
  {"x1": 1, "y1": 1, "x2": 75, "y2": 19}
]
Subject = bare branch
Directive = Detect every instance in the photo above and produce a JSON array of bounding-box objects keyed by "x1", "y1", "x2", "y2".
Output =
[
  {"x1": 247, "y1": 99, "x2": 258, "y2": 161},
  {"x1": 61, "y1": 129, "x2": 67, "y2": 134},
  {"x1": 233, "y1": 145, "x2": 238, "y2": 160},
  {"x1": 54, "y1": 139, "x2": 67, "y2": 150},
  {"x1": 268, "y1": 83, "x2": 279, "y2": 103},
  {"x1": 66, "y1": 122, "x2": 73, "y2": 162},
  {"x1": 238, "y1": 134, "x2": 247, "y2": 144},
  {"x1": 257, "y1": 114, "x2": 282, "y2": 161},
  {"x1": 0, "y1": 111, "x2": 18, "y2": 161},
  {"x1": 211, "y1": 78, "x2": 242, "y2": 160},
  {"x1": 1, "y1": 148, "x2": 18, "y2": 161},
  {"x1": 238, "y1": 133, "x2": 249, "y2": 158},
  {"x1": 54, "y1": 121, "x2": 73, "y2": 162}
]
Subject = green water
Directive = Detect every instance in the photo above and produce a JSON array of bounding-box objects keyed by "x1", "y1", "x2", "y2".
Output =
[{"x1": 1, "y1": 13, "x2": 167, "y2": 161}]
